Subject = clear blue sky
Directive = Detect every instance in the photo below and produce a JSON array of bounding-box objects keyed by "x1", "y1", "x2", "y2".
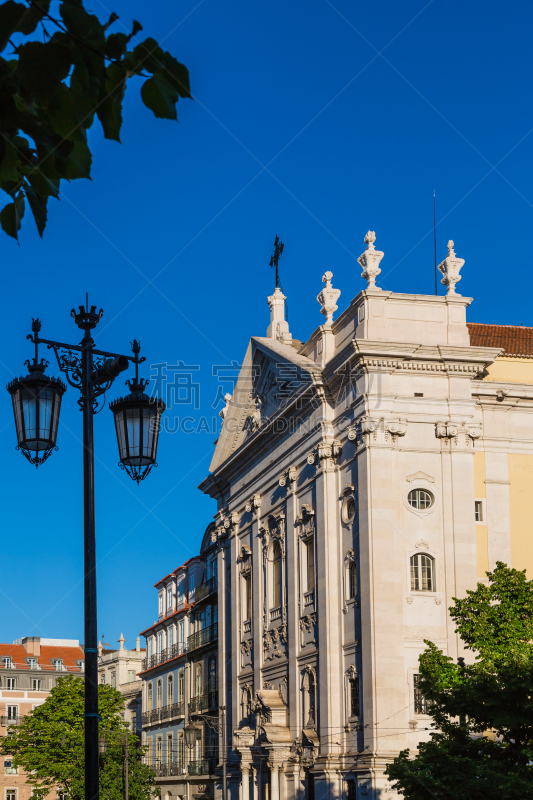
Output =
[{"x1": 1, "y1": 0, "x2": 532, "y2": 649}]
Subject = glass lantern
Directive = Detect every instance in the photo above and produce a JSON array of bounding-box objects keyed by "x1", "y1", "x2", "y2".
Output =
[
  {"x1": 110, "y1": 358, "x2": 165, "y2": 485},
  {"x1": 7, "y1": 359, "x2": 66, "y2": 467}
]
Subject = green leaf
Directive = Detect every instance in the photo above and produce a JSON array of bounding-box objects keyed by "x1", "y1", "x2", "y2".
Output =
[
  {"x1": 59, "y1": 1, "x2": 106, "y2": 50},
  {"x1": 131, "y1": 19, "x2": 142, "y2": 37},
  {"x1": 24, "y1": 182, "x2": 47, "y2": 236},
  {"x1": 96, "y1": 62, "x2": 125, "y2": 141},
  {"x1": 27, "y1": 168, "x2": 59, "y2": 199},
  {"x1": 16, "y1": 41, "x2": 72, "y2": 103},
  {"x1": 48, "y1": 83, "x2": 86, "y2": 142},
  {"x1": 133, "y1": 37, "x2": 164, "y2": 73},
  {"x1": 0, "y1": 1, "x2": 27, "y2": 53},
  {"x1": 158, "y1": 51, "x2": 191, "y2": 98},
  {"x1": 0, "y1": 201, "x2": 19, "y2": 239},
  {"x1": 105, "y1": 32, "x2": 128, "y2": 61},
  {"x1": 56, "y1": 139, "x2": 91, "y2": 179},
  {"x1": 0, "y1": 137, "x2": 21, "y2": 183},
  {"x1": 17, "y1": 0, "x2": 51, "y2": 36},
  {"x1": 141, "y1": 73, "x2": 178, "y2": 120}
]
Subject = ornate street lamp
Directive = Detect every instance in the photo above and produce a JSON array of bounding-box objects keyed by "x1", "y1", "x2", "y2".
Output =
[
  {"x1": 6, "y1": 305, "x2": 164, "y2": 800},
  {"x1": 7, "y1": 321, "x2": 66, "y2": 467},
  {"x1": 184, "y1": 721, "x2": 201, "y2": 751},
  {"x1": 110, "y1": 340, "x2": 165, "y2": 484}
]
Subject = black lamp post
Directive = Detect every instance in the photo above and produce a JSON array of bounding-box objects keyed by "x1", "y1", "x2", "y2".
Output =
[{"x1": 7, "y1": 306, "x2": 164, "y2": 800}]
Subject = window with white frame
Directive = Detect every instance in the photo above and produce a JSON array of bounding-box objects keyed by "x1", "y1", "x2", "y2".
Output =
[
  {"x1": 100, "y1": 672, "x2": 105, "y2": 684},
  {"x1": 408, "y1": 489, "x2": 434, "y2": 510},
  {"x1": 196, "y1": 664, "x2": 202, "y2": 697},
  {"x1": 410, "y1": 554, "x2": 434, "y2": 592},
  {"x1": 128, "y1": 670, "x2": 135, "y2": 682},
  {"x1": 2, "y1": 657, "x2": 13, "y2": 668},
  {"x1": 167, "y1": 586, "x2": 173, "y2": 612},
  {"x1": 27, "y1": 658, "x2": 38, "y2": 670},
  {"x1": 147, "y1": 682, "x2": 153, "y2": 711},
  {"x1": 6, "y1": 678, "x2": 16, "y2": 690},
  {"x1": 7, "y1": 705, "x2": 17, "y2": 721},
  {"x1": 158, "y1": 594, "x2": 163, "y2": 616},
  {"x1": 78, "y1": 660, "x2": 85, "y2": 672},
  {"x1": 178, "y1": 732, "x2": 184, "y2": 767},
  {"x1": 475, "y1": 500, "x2": 483, "y2": 522},
  {"x1": 146, "y1": 738, "x2": 153, "y2": 765},
  {"x1": 5, "y1": 759, "x2": 17, "y2": 775},
  {"x1": 110, "y1": 671, "x2": 116, "y2": 688},
  {"x1": 53, "y1": 659, "x2": 64, "y2": 672},
  {"x1": 167, "y1": 674, "x2": 173, "y2": 705},
  {"x1": 189, "y1": 575, "x2": 195, "y2": 598},
  {"x1": 177, "y1": 581, "x2": 184, "y2": 606},
  {"x1": 178, "y1": 621, "x2": 184, "y2": 651},
  {"x1": 157, "y1": 679, "x2": 163, "y2": 709},
  {"x1": 148, "y1": 638, "x2": 153, "y2": 658},
  {"x1": 32, "y1": 679, "x2": 42, "y2": 691},
  {"x1": 157, "y1": 632, "x2": 163, "y2": 653},
  {"x1": 156, "y1": 735, "x2": 162, "y2": 765},
  {"x1": 168, "y1": 626, "x2": 174, "y2": 648},
  {"x1": 178, "y1": 669, "x2": 184, "y2": 704},
  {"x1": 166, "y1": 732, "x2": 173, "y2": 765}
]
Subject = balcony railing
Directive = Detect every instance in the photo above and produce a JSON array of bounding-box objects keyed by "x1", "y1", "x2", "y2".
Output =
[
  {"x1": 189, "y1": 691, "x2": 218, "y2": 714},
  {"x1": 195, "y1": 575, "x2": 218, "y2": 603},
  {"x1": 243, "y1": 619, "x2": 251, "y2": 634},
  {"x1": 1, "y1": 716, "x2": 21, "y2": 726},
  {"x1": 141, "y1": 643, "x2": 186, "y2": 671},
  {"x1": 270, "y1": 605, "x2": 282, "y2": 622},
  {"x1": 303, "y1": 590, "x2": 314, "y2": 608},
  {"x1": 187, "y1": 622, "x2": 218, "y2": 653},
  {"x1": 142, "y1": 701, "x2": 185, "y2": 727},
  {"x1": 188, "y1": 758, "x2": 215, "y2": 776},
  {"x1": 154, "y1": 762, "x2": 186, "y2": 777}
]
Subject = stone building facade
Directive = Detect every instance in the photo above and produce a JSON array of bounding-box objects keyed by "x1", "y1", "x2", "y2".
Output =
[
  {"x1": 196, "y1": 234, "x2": 533, "y2": 800},
  {"x1": 97, "y1": 634, "x2": 145, "y2": 736}
]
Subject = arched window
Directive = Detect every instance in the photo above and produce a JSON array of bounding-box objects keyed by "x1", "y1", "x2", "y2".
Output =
[
  {"x1": 209, "y1": 658, "x2": 217, "y2": 694},
  {"x1": 272, "y1": 541, "x2": 282, "y2": 607},
  {"x1": 348, "y1": 561, "x2": 357, "y2": 599},
  {"x1": 157, "y1": 679, "x2": 163, "y2": 709},
  {"x1": 167, "y1": 674, "x2": 173, "y2": 705},
  {"x1": 410, "y1": 554, "x2": 434, "y2": 591},
  {"x1": 196, "y1": 664, "x2": 202, "y2": 698},
  {"x1": 166, "y1": 734, "x2": 173, "y2": 765},
  {"x1": 306, "y1": 539, "x2": 314, "y2": 593},
  {"x1": 408, "y1": 489, "x2": 434, "y2": 510},
  {"x1": 303, "y1": 668, "x2": 317, "y2": 728},
  {"x1": 178, "y1": 669, "x2": 184, "y2": 705},
  {"x1": 242, "y1": 685, "x2": 252, "y2": 724},
  {"x1": 147, "y1": 682, "x2": 153, "y2": 711}
]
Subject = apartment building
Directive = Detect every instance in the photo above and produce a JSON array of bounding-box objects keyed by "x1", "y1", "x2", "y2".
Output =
[
  {"x1": 0, "y1": 637, "x2": 85, "y2": 800},
  {"x1": 97, "y1": 633, "x2": 145, "y2": 736}
]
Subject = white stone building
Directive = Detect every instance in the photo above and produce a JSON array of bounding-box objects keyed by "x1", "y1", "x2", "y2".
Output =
[
  {"x1": 97, "y1": 633, "x2": 145, "y2": 735},
  {"x1": 197, "y1": 233, "x2": 532, "y2": 800}
]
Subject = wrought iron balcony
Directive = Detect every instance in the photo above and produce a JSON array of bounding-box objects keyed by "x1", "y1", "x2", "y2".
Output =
[
  {"x1": 188, "y1": 758, "x2": 215, "y2": 776},
  {"x1": 187, "y1": 622, "x2": 218, "y2": 652},
  {"x1": 189, "y1": 691, "x2": 218, "y2": 714},
  {"x1": 1, "y1": 716, "x2": 21, "y2": 726},
  {"x1": 154, "y1": 761, "x2": 186, "y2": 777},
  {"x1": 195, "y1": 575, "x2": 218, "y2": 603},
  {"x1": 141, "y1": 642, "x2": 186, "y2": 671}
]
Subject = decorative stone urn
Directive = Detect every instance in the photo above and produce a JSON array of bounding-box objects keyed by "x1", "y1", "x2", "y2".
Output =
[
  {"x1": 317, "y1": 271, "x2": 341, "y2": 324},
  {"x1": 438, "y1": 240, "x2": 465, "y2": 295},
  {"x1": 358, "y1": 231, "x2": 384, "y2": 290}
]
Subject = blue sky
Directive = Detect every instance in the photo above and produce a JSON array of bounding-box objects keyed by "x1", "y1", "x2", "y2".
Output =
[{"x1": 1, "y1": 0, "x2": 532, "y2": 649}]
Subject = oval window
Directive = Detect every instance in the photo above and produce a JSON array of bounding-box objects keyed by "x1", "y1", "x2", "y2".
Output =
[
  {"x1": 408, "y1": 489, "x2": 434, "y2": 510},
  {"x1": 342, "y1": 494, "x2": 356, "y2": 523}
]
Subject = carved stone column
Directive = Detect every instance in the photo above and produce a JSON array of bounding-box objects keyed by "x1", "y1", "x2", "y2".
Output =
[{"x1": 270, "y1": 761, "x2": 279, "y2": 800}]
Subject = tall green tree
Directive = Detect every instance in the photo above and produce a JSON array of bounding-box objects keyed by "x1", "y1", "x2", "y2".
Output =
[
  {"x1": 0, "y1": 0, "x2": 191, "y2": 240},
  {"x1": 0, "y1": 675, "x2": 157, "y2": 799},
  {"x1": 386, "y1": 562, "x2": 533, "y2": 799}
]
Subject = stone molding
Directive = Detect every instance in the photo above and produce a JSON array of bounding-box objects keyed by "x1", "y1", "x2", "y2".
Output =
[
  {"x1": 435, "y1": 420, "x2": 482, "y2": 447},
  {"x1": 278, "y1": 466, "x2": 297, "y2": 488},
  {"x1": 244, "y1": 493, "x2": 262, "y2": 514}
]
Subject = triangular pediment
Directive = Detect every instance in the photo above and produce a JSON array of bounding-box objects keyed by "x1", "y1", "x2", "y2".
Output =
[
  {"x1": 406, "y1": 471, "x2": 435, "y2": 483},
  {"x1": 208, "y1": 337, "x2": 322, "y2": 473}
]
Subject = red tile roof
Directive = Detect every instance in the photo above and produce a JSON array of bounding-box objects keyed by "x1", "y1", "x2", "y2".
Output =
[
  {"x1": 0, "y1": 643, "x2": 84, "y2": 672},
  {"x1": 139, "y1": 602, "x2": 194, "y2": 637},
  {"x1": 468, "y1": 323, "x2": 533, "y2": 357}
]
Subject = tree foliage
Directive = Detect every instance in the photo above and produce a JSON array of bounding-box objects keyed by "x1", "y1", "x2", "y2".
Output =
[
  {"x1": 0, "y1": 675, "x2": 157, "y2": 799},
  {"x1": 0, "y1": 0, "x2": 191, "y2": 239},
  {"x1": 386, "y1": 562, "x2": 533, "y2": 799}
]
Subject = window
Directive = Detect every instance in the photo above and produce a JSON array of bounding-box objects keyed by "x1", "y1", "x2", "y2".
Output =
[
  {"x1": 156, "y1": 736, "x2": 162, "y2": 765},
  {"x1": 342, "y1": 494, "x2": 356, "y2": 524},
  {"x1": 408, "y1": 489, "x2": 434, "y2": 510},
  {"x1": 414, "y1": 674, "x2": 428, "y2": 714},
  {"x1": 5, "y1": 760, "x2": 18, "y2": 774},
  {"x1": 27, "y1": 658, "x2": 38, "y2": 670},
  {"x1": 178, "y1": 621, "x2": 184, "y2": 649},
  {"x1": 148, "y1": 638, "x2": 153, "y2": 658},
  {"x1": 348, "y1": 673, "x2": 359, "y2": 717},
  {"x1": 6, "y1": 678, "x2": 16, "y2": 690},
  {"x1": 128, "y1": 670, "x2": 135, "y2": 682},
  {"x1": 306, "y1": 539, "x2": 315, "y2": 592},
  {"x1": 53, "y1": 659, "x2": 63, "y2": 672},
  {"x1": 167, "y1": 732, "x2": 173, "y2": 765},
  {"x1": 178, "y1": 733, "x2": 184, "y2": 768},
  {"x1": 7, "y1": 705, "x2": 17, "y2": 720},
  {"x1": 209, "y1": 658, "x2": 216, "y2": 694},
  {"x1": 475, "y1": 500, "x2": 483, "y2": 522},
  {"x1": 2, "y1": 657, "x2": 12, "y2": 668},
  {"x1": 196, "y1": 664, "x2": 202, "y2": 697},
  {"x1": 348, "y1": 562, "x2": 357, "y2": 600},
  {"x1": 168, "y1": 627, "x2": 174, "y2": 648},
  {"x1": 78, "y1": 660, "x2": 85, "y2": 672},
  {"x1": 189, "y1": 575, "x2": 195, "y2": 596},
  {"x1": 242, "y1": 686, "x2": 252, "y2": 724},
  {"x1": 110, "y1": 671, "x2": 116, "y2": 688},
  {"x1": 147, "y1": 739, "x2": 153, "y2": 765},
  {"x1": 100, "y1": 673, "x2": 105, "y2": 684},
  {"x1": 272, "y1": 541, "x2": 282, "y2": 607},
  {"x1": 244, "y1": 575, "x2": 252, "y2": 620},
  {"x1": 167, "y1": 674, "x2": 173, "y2": 705},
  {"x1": 157, "y1": 632, "x2": 163, "y2": 653},
  {"x1": 178, "y1": 669, "x2": 184, "y2": 704},
  {"x1": 177, "y1": 582, "x2": 184, "y2": 605},
  {"x1": 158, "y1": 594, "x2": 163, "y2": 615},
  {"x1": 32, "y1": 679, "x2": 42, "y2": 691},
  {"x1": 410, "y1": 554, "x2": 434, "y2": 592},
  {"x1": 167, "y1": 586, "x2": 173, "y2": 611},
  {"x1": 157, "y1": 679, "x2": 163, "y2": 709},
  {"x1": 147, "y1": 683, "x2": 153, "y2": 711},
  {"x1": 303, "y1": 669, "x2": 316, "y2": 727}
]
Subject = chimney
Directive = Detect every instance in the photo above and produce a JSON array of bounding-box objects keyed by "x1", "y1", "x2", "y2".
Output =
[
  {"x1": 136, "y1": 637, "x2": 141, "y2": 652},
  {"x1": 21, "y1": 637, "x2": 41, "y2": 656}
]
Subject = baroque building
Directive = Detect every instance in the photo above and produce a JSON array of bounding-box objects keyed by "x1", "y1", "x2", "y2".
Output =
[{"x1": 196, "y1": 233, "x2": 533, "y2": 800}]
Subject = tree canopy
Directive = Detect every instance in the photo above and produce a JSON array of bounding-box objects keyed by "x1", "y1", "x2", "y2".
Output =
[
  {"x1": 0, "y1": 0, "x2": 191, "y2": 240},
  {"x1": 0, "y1": 675, "x2": 156, "y2": 799},
  {"x1": 386, "y1": 562, "x2": 533, "y2": 799}
]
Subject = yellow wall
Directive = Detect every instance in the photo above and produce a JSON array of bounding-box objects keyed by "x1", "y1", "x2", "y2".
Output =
[
  {"x1": 509, "y1": 454, "x2": 533, "y2": 578},
  {"x1": 473, "y1": 452, "x2": 488, "y2": 579},
  {"x1": 484, "y1": 356, "x2": 533, "y2": 384}
]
